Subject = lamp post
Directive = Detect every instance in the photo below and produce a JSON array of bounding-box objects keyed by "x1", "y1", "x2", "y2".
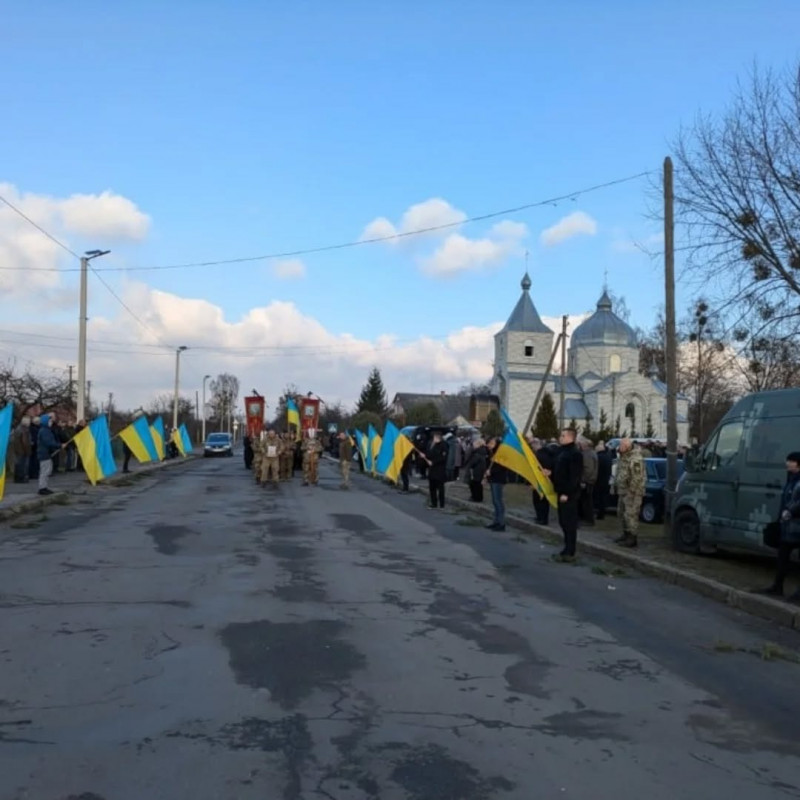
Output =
[
  {"x1": 173, "y1": 346, "x2": 188, "y2": 430},
  {"x1": 77, "y1": 249, "x2": 111, "y2": 422},
  {"x1": 202, "y1": 374, "x2": 211, "y2": 443}
]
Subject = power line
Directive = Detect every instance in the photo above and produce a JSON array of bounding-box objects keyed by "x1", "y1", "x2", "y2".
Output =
[
  {"x1": 0, "y1": 171, "x2": 653, "y2": 274},
  {"x1": 0, "y1": 194, "x2": 79, "y2": 259}
]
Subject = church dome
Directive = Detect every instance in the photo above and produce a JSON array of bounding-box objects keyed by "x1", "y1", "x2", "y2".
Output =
[{"x1": 571, "y1": 290, "x2": 637, "y2": 348}]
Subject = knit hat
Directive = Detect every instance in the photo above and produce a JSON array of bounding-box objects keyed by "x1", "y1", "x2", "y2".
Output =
[{"x1": 39, "y1": 415, "x2": 50, "y2": 426}]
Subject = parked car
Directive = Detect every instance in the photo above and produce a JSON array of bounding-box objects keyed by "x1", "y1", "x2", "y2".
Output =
[
  {"x1": 608, "y1": 457, "x2": 685, "y2": 523},
  {"x1": 204, "y1": 432, "x2": 234, "y2": 458}
]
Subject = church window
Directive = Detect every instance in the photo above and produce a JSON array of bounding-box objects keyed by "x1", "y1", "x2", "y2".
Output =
[
  {"x1": 609, "y1": 353, "x2": 622, "y2": 372},
  {"x1": 524, "y1": 339, "x2": 534, "y2": 357}
]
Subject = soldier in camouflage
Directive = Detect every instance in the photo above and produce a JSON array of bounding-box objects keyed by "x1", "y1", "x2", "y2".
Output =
[
  {"x1": 302, "y1": 430, "x2": 323, "y2": 486},
  {"x1": 279, "y1": 433, "x2": 294, "y2": 480},
  {"x1": 260, "y1": 429, "x2": 282, "y2": 488},
  {"x1": 614, "y1": 438, "x2": 646, "y2": 548},
  {"x1": 252, "y1": 433, "x2": 264, "y2": 485}
]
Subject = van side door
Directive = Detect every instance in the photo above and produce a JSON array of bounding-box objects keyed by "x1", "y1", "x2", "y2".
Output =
[{"x1": 696, "y1": 420, "x2": 745, "y2": 546}]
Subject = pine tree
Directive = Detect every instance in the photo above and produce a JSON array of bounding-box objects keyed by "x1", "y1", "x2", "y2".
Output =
[
  {"x1": 582, "y1": 417, "x2": 593, "y2": 441},
  {"x1": 482, "y1": 409, "x2": 505, "y2": 439},
  {"x1": 356, "y1": 367, "x2": 389, "y2": 416},
  {"x1": 645, "y1": 413, "x2": 655, "y2": 438},
  {"x1": 532, "y1": 392, "x2": 559, "y2": 441},
  {"x1": 614, "y1": 415, "x2": 622, "y2": 436},
  {"x1": 595, "y1": 409, "x2": 614, "y2": 442},
  {"x1": 568, "y1": 417, "x2": 579, "y2": 433}
]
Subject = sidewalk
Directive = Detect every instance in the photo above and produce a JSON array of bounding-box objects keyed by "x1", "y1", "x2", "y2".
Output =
[
  {"x1": 0, "y1": 454, "x2": 197, "y2": 522},
  {"x1": 405, "y1": 477, "x2": 800, "y2": 631}
]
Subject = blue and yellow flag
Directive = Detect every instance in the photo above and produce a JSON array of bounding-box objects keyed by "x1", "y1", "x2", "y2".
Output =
[
  {"x1": 119, "y1": 415, "x2": 158, "y2": 464},
  {"x1": 179, "y1": 424, "x2": 193, "y2": 455},
  {"x1": 171, "y1": 427, "x2": 186, "y2": 457},
  {"x1": 150, "y1": 416, "x2": 165, "y2": 460},
  {"x1": 354, "y1": 430, "x2": 368, "y2": 464},
  {"x1": 0, "y1": 403, "x2": 13, "y2": 501},
  {"x1": 376, "y1": 421, "x2": 398, "y2": 475},
  {"x1": 371, "y1": 434, "x2": 382, "y2": 475},
  {"x1": 74, "y1": 415, "x2": 117, "y2": 486},
  {"x1": 287, "y1": 398, "x2": 300, "y2": 439},
  {"x1": 494, "y1": 408, "x2": 557, "y2": 507}
]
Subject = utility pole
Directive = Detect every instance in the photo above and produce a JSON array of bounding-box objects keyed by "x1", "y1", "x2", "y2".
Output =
[
  {"x1": 86, "y1": 380, "x2": 92, "y2": 416},
  {"x1": 67, "y1": 365, "x2": 74, "y2": 412},
  {"x1": 195, "y1": 390, "x2": 199, "y2": 443},
  {"x1": 663, "y1": 156, "x2": 679, "y2": 539},
  {"x1": 173, "y1": 346, "x2": 188, "y2": 430},
  {"x1": 76, "y1": 250, "x2": 110, "y2": 423},
  {"x1": 558, "y1": 315, "x2": 568, "y2": 429},
  {"x1": 524, "y1": 333, "x2": 563, "y2": 435},
  {"x1": 107, "y1": 392, "x2": 113, "y2": 427},
  {"x1": 202, "y1": 375, "x2": 210, "y2": 443}
]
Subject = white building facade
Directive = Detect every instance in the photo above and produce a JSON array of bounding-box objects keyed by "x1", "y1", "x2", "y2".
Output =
[{"x1": 491, "y1": 273, "x2": 689, "y2": 441}]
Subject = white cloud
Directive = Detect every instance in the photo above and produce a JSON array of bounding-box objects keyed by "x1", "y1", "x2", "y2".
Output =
[
  {"x1": 0, "y1": 183, "x2": 150, "y2": 302},
  {"x1": 272, "y1": 259, "x2": 306, "y2": 280},
  {"x1": 421, "y1": 220, "x2": 528, "y2": 277},
  {"x1": 361, "y1": 197, "x2": 467, "y2": 243},
  {"x1": 540, "y1": 211, "x2": 598, "y2": 247}
]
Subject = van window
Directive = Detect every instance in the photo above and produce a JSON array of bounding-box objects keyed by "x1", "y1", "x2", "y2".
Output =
[
  {"x1": 702, "y1": 421, "x2": 744, "y2": 471},
  {"x1": 746, "y1": 417, "x2": 800, "y2": 468}
]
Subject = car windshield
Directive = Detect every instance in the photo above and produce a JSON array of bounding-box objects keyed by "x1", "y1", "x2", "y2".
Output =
[{"x1": 207, "y1": 434, "x2": 230, "y2": 443}]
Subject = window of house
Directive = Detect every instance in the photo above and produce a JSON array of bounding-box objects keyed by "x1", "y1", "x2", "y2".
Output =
[
  {"x1": 524, "y1": 339, "x2": 534, "y2": 357},
  {"x1": 609, "y1": 354, "x2": 622, "y2": 372}
]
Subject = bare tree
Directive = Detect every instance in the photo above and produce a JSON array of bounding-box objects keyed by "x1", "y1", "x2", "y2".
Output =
[
  {"x1": 209, "y1": 373, "x2": 240, "y2": 430},
  {"x1": 0, "y1": 360, "x2": 72, "y2": 422},
  {"x1": 673, "y1": 62, "x2": 800, "y2": 352}
]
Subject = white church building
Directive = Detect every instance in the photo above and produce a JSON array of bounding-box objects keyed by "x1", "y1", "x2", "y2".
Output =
[{"x1": 491, "y1": 273, "x2": 689, "y2": 441}]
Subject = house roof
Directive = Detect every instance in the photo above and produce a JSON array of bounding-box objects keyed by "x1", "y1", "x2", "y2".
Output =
[
  {"x1": 500, "y1": 273, "x2": 553, "y2": 335},
  {"x1": 392, "y1": 392, "x2": 472, "y2": 424}
]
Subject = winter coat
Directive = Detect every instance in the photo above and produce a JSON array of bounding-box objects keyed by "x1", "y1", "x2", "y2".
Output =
[
  {"x1": 780, "y1": 473, "x2": 800, "y2": 544},
  {"x1": 427, "y1": 440, "x2": 449, "y2": 481},
  {"x1": 463, "y1": 445, "x2": 489, "y2": 482},
  {"x1": 37, "y1": 425, "x2": 61, "y2": 461},
  {"x1": 552, "y1": 443, "x2": 583, "y2": 499}
]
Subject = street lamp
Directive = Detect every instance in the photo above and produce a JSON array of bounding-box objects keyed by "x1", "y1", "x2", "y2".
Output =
[
  {"x1": 77, "y1": 249, "x2": 111, "y2": 422},
  {"x1": 173, "y1": 346, "x2": 188, "y2": 430},
  {"x1": 202, "y1": 374, "x2": 211, "y2": 443}
]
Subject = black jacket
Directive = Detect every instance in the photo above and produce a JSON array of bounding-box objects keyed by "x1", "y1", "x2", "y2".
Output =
[
  {"x1": 596, "y1": 450, "x2": 613, "y2": 491},
  {"x1": 427, "y1": 441, "x2": 449, "y2": 481},
  {"x1": 535, "y1": 446, "x2": 555, "y2": 473},
  {"x1": 464, "y1": 445, "x2": 489, "y2": 482},
  {"x1": 553, "y1": 443, "x2": 583, "y2": 498},
  {"x1": 488, "y1": 460, "x2": 509, "y2": 484}
]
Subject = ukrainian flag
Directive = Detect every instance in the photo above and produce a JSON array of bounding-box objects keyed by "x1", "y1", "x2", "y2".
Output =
[
  {"x1": 493, "y1": 408, "x2": 557, "y2": 507},
  {"x1": 287, "y1": 398, "x2": 300, "y2": 438},
  {"x1": 367, "y1": 424, "x2": 380, "y2": 472},
  {"x1": 119, "y1": 415, "x2": 158, "y2": 464},
  {"x1": 171, "y1": 427, "x2": 186, "y2": 457},
  {"x1": 179, "y1": 424, "x2": 193, "y2": 455},
  {"x1": 150, "y1": 416, "x2": 166, "y2": 460},
  {"x1": 376, "y1": 420, "x2": 415, "y2": 483},
  {"x1": 74, "y1": 415, "x2": 117, "y2": 486},
  {"x1": 0, "y1": 403, "x2": 13, "y2": 501},
  {"x1": 355, "y1": 430, "x2": 368, "y2": 465}
]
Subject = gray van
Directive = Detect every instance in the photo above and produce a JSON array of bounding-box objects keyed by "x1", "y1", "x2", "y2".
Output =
[{"x1": 672, "y1": 388, "x2": 800, "y2": 554}]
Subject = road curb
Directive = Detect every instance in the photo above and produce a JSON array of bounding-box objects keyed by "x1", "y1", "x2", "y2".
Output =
[
  {"x1": 0, "y1": 455, "x2": 199, "y2": 523},
  {"x1": 406, "y1": 481, "x2": 800, "y2": 632}
]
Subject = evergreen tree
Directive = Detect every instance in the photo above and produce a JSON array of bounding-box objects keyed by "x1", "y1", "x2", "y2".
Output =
[
  {"x1": 568, "y1": 417, "x2": 579, "y2": 433},
  {"x1": 405, "y1": 402, "x2": 442, "y2": 426},
  {"x1": 582, "y1": 417, "x2": 593, "y2": 441},
  {"x1": 595, "y1": 409, "x2": 614, "y2": 442},
  {"x1": 532, "y1": 392, "x2": 559, "y2": 441},
  {"x1": 614, "y1": 415, "x2": 622, "y2": 436},
  {"x1": 349, "y1": 410, "x2": 384, "y2": 436},
  {"x1": 482, "y1": 409, "x2": 505, "y2": 439},
  {"x1": 356, "y1": 367, "x2": 389, "y2": 416},
  {"x1": 645, "y1": 413, "x2": 656, "y2": 438}
]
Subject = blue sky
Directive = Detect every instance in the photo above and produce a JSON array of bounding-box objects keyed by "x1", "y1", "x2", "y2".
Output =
[{"x1": 2, "y1": 1, "x2": 799, "y2": 407}]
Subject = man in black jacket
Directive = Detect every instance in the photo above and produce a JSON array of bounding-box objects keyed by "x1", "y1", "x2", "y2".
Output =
[{"x1": 552, "y1": 427, "x2": 584, "y2": 561}]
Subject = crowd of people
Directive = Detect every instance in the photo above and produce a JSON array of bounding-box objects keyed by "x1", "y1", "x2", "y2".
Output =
[{"x1": 9, "y1": 414, "x2": 87, "y2": 496}]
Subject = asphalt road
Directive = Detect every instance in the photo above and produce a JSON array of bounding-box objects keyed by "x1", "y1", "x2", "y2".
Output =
[{"x1": 2, "y1": 457, "x2": 800, "y2": 800}]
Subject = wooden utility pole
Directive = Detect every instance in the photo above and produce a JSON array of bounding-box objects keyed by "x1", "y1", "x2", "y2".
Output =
[
  {"x1": 524, "y1": 333, "x2": 563, "y2": 436},
  {"x1": 558, "y1": 315, "x2": 568, "y2": 429},
  {"x1": 663, "y1": 157, "x2": 679, "y2": 539}
]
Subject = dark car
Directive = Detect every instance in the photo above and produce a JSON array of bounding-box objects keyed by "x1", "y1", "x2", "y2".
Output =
[
  {"x1": 608, "y1": 457, "x2": 686, "y2": 523},
  {"x1": 204, "y1": 432, "x2": 234, "y2": 458}
]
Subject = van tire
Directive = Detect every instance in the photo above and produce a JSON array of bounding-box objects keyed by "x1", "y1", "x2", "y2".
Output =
[
  {"x1": 640, "y1": 501, "x2": 658, "y2": 524},
  {"x1": 673, "y1": 508, "x2": 700, "y2": 553}
]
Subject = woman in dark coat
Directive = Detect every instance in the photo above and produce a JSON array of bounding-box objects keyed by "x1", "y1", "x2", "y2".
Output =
[
  {"x1": 463, "y1": 438, "x2": 489, "y2": 502},
  {"x1": 756, "y1": 451, "x2": 800, "y2": 603},
  {"x1": 425, "y1": 432, "x2": 450, "y2": 509}
]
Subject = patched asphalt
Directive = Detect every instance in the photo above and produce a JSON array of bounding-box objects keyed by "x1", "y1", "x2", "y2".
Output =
[{"x1": 1, "y1": 458, "x2": 799, "y2": 799}]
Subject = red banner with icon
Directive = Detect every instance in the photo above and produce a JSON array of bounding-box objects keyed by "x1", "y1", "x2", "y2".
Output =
[
  {"x1": 244, "y1": 396, "x2": 266, "y2": 438},
  {"x1": 298, "y1": 397, "x2": 320, "y2": 435}
]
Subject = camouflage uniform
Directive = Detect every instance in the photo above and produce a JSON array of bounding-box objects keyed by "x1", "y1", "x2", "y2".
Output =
[
  {"x1": 252, "y1": 436, "x2": 264, "y2": 484},
  {"x1": 302, "y1": 436, "x2": 323, "y2": 485},
  {"x1": 260, "y1": 432, "x2": 282, "y2": 486},
  {"x1": 615, "y1": 446, "x2": 646, "y2": 545},
  {"x1": 279, "y1": 434, "x2": 294, "y2": 480}
]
